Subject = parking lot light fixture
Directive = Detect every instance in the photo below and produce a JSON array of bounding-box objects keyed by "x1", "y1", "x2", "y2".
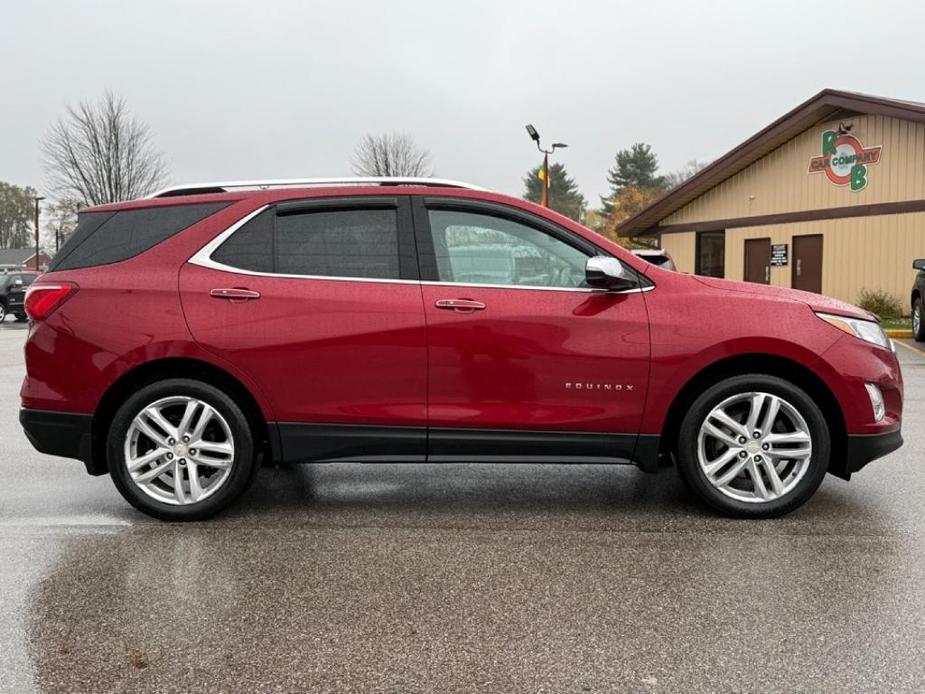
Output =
[
  {"x1": 33, "y1": 196, "x2": 45, "y2": 272},
  {"x1": 524, "y1": 125, "x2": 568, "y2": 208}
]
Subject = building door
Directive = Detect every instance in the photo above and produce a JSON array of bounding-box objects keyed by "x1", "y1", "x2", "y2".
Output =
[
  {"x1": 744, "y1": 238, "x2": 771, "y2": 284},
  {"x1": 792, "y1": 234, "x2": 823, "y2": 294}
]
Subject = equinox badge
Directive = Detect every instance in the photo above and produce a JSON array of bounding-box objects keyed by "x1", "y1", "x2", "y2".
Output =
[{"x1": 565, "y1": 382, "x2": 634, "y2": 391}]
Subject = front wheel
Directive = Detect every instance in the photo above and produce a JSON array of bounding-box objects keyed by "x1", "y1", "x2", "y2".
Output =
[
  {"x1": 913, "y1": 298, "x2": 925, "y2": 342},
  {"x1": 107, "y1": 378, "x2": 258, "y2": 521},
  {"x1": 0, "y1": 303, "x2": 6, "y2": 322},
  {"x1": 676, "y1": 375, "x2": 830, "y2": 518}
]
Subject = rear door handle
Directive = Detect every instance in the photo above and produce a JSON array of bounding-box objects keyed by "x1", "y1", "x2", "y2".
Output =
[
  {"x1": 210, "y1": 288, "x2": 261, "y2": 302},
  {"x1": 435, "y1": 298, "x2": 486, "y2": 312}
]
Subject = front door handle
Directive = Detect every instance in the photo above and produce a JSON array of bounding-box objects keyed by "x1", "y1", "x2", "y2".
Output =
[
  {"x1": 435, "y1": 298, "x2": 486, "y2": 312},
  {"x1": 210, "y1": 288, "x2": 261, "y2": 302}
]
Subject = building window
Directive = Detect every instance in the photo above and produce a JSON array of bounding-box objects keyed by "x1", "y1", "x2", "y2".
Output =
[{"x1": 696, "y1": 231, "x2": 725, "y2": 278}]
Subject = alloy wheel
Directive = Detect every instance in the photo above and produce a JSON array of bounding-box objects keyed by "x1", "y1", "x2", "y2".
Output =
[
  {"x1": 697, "y1": 391, "x2": 813, "y2": 504},
  {"x1": 914, "y1": 305, "x2": 921, "y2": 336},
  {"x1": 123, "y1": 396, "x2": 235, "y2": 505}
]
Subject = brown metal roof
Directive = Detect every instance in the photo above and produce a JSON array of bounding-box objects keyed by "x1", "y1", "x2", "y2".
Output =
[{"x1": 616, "y1": 89, "x2": 925, "y2": 237}]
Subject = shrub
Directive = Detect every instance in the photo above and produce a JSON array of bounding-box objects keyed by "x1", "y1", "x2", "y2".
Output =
[{"x1": 857, "y1": 288, "x2": 903, "y2": 320}]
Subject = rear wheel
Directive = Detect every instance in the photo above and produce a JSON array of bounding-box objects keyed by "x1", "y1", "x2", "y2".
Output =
[
  {"x1": 913, "y1": 298, "x2": 925, "y2": 342},
  {"x1": 14, "y1": 313, "x2": 26, "y2": 322},
  {"x1": 107, "y1": 378, "x2": 258, "y2": 521},
  {"x1": 676, "y1": 375, "x2": 830, "y2": 518}
]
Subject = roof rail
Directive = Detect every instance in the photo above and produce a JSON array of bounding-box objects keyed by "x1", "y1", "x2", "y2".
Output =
[{"x1": 150, "y1": 177, "x2": 486, "y2": 198}]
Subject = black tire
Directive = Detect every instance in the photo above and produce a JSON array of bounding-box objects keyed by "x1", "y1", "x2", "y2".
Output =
[
  {"x1": 14, "y1": 313, "x2": 26, "y2": 322},
  {"x1": 675, "y1": 374, "x2": 830, "y2": 519},
  {"x1": 913, "y1": 298, "x2": 925, "y2": 342},
  {"x1": 107, "y1": 378, "x2": 258, "y2": 521}
]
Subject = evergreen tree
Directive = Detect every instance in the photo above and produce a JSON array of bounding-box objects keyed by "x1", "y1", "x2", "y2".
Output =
[
  {"x1": 522, "y1": 162, "x2": 586, "y2": 222},
  {"x1": 600, "y1": 143, "x2": 667, "y2": 214}
]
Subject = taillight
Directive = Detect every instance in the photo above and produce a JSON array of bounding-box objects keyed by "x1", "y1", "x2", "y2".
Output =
[{"x1": 24, "y1": 282, "x2": 79, "y2": 320}]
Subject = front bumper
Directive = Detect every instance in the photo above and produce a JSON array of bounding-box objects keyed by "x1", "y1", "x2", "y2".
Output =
[
  {"x1": 842, "y1": 429, "x2": 904, "y2": 478},
  {"x1": 19, "y1": 408, "x2": 98, "y2": 474}
]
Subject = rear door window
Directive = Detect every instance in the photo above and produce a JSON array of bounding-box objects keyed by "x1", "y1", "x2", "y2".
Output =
[
  {"x1": 210, "y1": 200, "x2": 411, "y2": 281},
  {"x1": 210, "y1": 210, "x2": 274, "y2": 273},
  {"x1": 276, "y1": 209, "x2": 400, "y2": 280},
  {"x1": 51, "y1": 202, "x2": 229, "y2": 271}
]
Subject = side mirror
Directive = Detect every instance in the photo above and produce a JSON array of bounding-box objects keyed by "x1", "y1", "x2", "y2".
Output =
[
  {"x1": 585, "y1": 256, "x2": 636, "y2": 290},
  {"x1": 914, "y1": 259, "x2": 925, "y2": 271}
]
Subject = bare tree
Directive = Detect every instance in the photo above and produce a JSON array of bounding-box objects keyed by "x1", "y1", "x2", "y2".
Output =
[
  {"x1": 351, "y1": 132, "x2": 434, "y2": 177},
  {"x1": 664, "y1": 159, "x2": 711, "y2": 189},
  {"x1": 42, "y1": 92, "x2": 169, "y2": 206},
  {"x1": 43, "y1": 198, "x2": 80, "y2": 251}
]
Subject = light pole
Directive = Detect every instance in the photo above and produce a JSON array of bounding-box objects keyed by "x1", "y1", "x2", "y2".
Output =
[
  {"x1": 33, "y1": 196, "x2": 45, "y2": 271},
  {"x1": 525, "y1": 124, "x2": 567, "y2": 208}
]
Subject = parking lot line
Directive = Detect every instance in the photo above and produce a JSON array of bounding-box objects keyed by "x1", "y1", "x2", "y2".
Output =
[{"x1": 895, "y1": 339, "x2": 925, "y2": 357}]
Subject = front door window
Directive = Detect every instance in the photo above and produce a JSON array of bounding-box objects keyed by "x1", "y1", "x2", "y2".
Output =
[{"x1": 428, "y1": 209, "x2": 590, "y2": 289}]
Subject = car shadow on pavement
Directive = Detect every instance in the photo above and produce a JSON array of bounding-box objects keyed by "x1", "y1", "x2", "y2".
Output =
[{"x1": 218, "y1": 460, "x2": 879, "y2": 535}]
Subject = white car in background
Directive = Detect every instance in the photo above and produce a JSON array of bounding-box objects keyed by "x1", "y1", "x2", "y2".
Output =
[{"x1": 631, "y1": 248, "x2": 676, "y2": 271}]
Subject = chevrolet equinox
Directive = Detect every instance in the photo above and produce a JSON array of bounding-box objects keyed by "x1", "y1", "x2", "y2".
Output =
[{"x1": 19, "y1": 178, "x2": 904, "y2": 521}]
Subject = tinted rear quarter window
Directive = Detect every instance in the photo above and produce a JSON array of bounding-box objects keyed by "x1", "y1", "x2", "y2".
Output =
[{"x1": 50, "y1": 202, "x2": 229, "y2": 271}]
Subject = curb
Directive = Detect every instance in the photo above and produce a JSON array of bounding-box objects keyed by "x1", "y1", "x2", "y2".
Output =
[{"x1": 885, "y1": 329, "x2": 913, "y2": 338}]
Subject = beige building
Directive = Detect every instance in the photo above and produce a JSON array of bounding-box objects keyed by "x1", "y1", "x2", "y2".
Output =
[{"x1": 617, "y1": 90, "x2": 925, "y2": 312}]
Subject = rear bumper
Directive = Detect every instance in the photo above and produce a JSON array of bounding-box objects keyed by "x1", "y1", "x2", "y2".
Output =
[
  {"x1": 19, "y1": 408, "x2": 98, "y2": 474},
  {"x1": 843, "y1": 429, "x2": 903, "y2": 478}
]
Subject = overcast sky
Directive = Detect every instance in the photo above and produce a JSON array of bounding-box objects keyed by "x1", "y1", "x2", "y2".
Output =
[{"x1": 2, "y1": 0, "x2": 924, "y2": 206}]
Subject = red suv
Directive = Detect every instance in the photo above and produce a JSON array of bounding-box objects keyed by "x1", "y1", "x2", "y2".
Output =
[{"x1": 20, "y1": 178, "x2": 903, "y2": 521}]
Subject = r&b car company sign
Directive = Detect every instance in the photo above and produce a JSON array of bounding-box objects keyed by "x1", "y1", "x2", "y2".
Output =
[{"x1": 808, "y1": 127, "x2": 882, "y2": 191}]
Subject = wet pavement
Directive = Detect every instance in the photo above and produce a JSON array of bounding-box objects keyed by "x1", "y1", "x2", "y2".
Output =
[{"x1": 2, "y1": 319, "x2": 925, "y2": 693}]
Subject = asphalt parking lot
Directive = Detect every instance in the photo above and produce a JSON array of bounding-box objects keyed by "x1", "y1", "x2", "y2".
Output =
[{"x1": 1, "y1": 320, "x2": 924, "y2": 694}]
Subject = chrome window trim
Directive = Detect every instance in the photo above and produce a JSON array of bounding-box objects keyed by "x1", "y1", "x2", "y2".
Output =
[
  {"x1": 187, "y1": 204, "x2": 654, "y2": 295},
  {"x1": 420, "y1": 280, "x2": 653, "y2": 295}
]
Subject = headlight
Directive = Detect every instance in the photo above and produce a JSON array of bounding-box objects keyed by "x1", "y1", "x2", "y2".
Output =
[{"x1": 816, "y1": 312, "x2": 893, "y2": 351}]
